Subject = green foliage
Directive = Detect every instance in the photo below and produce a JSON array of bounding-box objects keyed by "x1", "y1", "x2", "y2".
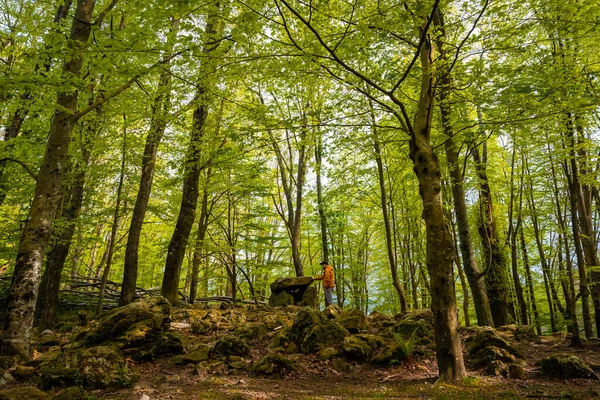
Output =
[{"x1": 391, "y1": 329, "x2": 418, "y2": 363}]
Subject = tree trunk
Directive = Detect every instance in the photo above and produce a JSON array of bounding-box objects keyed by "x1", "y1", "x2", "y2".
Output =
[
  {"x1": 520, "y1": 226, "x2": 542, "y2": 335},
  {"x1": 508, "y1": 147, "x2": 528, "y2": 326},
  {"x1": 372, "y1": 123, "x2": 408, "y2": 313},
  {"x1": 439, "y1": 87, "x2": 493, "y2": 327},
  {"x1": 562, "y1": 116, "x2": 594, "y2": 338},
  {"x1": 190, "y1": 184, "x2": 210, "y2": 303},
  {"x1": 0, "y1": 0, "x2": 96, "y2": 359},
  {"x1": 548, "y1": 149, "x2": 580, "y2": 339},
  {"x1": 35, "y1": 136, "x2": 91, "y2": 329},
  {"x1": 473, "y1": 142, "x2": 514, "y2": 327},
  {"x1": 315, "y1": 132, "x2": 329, "y2": 264},
  {"x1": 96, "y1": 115, "x2": 127, "y2": 316},
  {"x1": 406, "y1": 31, "x2": 465, "y2": 381},
  {"x1": 121, "y1": 36, "x2": 176, "y2": 305},
  {"x1": 162, "y1": 11, "x2": 219, "y2": 306}
]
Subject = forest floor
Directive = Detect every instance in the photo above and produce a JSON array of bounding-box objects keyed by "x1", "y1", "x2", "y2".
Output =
[
  {"x1": 5, "y1": 302, "x2": 600, "y2": 400},
  {"x1": 60, "y1": 320, "x2": 600, "y2": 399}
]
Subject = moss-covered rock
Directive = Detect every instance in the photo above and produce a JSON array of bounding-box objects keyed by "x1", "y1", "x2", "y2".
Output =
[
  {"x1": 40, "y1": 346, "x2": 135, "y2": 389},
  {"x1": 251, "y1": 354, "x2": 296, "y2": 376},
  {"x1": 24, "y1": 347, "x2": 60, "y2": 369},
  {"x1": 191, "y1": 319, "x2": 212, "y2": 334},
  {"x1": 268, "y1": 291, "x2": 295, "y2": 307},
  {"x1": 539, "y1": 354, "x2": 599, "y2": 380},
  {"x1": 290, "y1": 307, "x2": 348, "y2": 353},
  {"x1": 508, "y1": 363, "x2": 525, "y2": 379},
  {"x1": 234, "y1": 322, "x2": 267, "y2": 343},
  {"x1": 468, "y1": 329, "x2": 521, "y2": 358},
  {"x1": 318, "y1": 347, "x2": 339, "y2": 360},
  {"x1": 270, "y1": 327, "x2": 291, "y2": 349},
  {"x1": 0, "y1": 387, "x2": 47, "y2": 400},
  {"x1": 470, "y1": 346, "x2": 515, "y2": 369},
  {"x1": 181, "y1": 344, "x2": 211, "y2": 364},
  {"x1": 514, "y1": 325, "x2": 537, "y2": 341},
  {"x1": 210, "y1": 336, "x2": 250, "y2": 358},
  {"x1": 73, "y1": 297, "x2": 171, "y2": 350},
  {"x1": 133, "y1": 331, "x2": 188, "y2": 361},
  {"x1": 368, "y1": 311, "x2": 395, "y2": 329},
  {"x1": 323, "y1": 304, "x2": 342, "y2": 320},
  {"x1": 370, "y1": 342, "x2": 410, "y2": 365},
  {"x1": 297, "y1": 286, "x2": 317, "y2": 308},
  {"x1": 337, "y1": 308, "x2": 367, "y2": 333},
  {"x1": 390, "y1": 310, "x2": 434, "y2": 344},
  {"x1": 485, "y1": 360, "x2": 507, "y2": 377},
  {"x1": 343, "y1": 336, "x2": 373, "y2": 359},
  {"x1": 12, "y1": 365, "x2": 35, "y2": 380}
]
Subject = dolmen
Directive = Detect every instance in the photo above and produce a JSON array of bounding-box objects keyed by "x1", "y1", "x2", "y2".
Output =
[{"x1": 268, "y1": 276, "x2": 317, "y2": 308}]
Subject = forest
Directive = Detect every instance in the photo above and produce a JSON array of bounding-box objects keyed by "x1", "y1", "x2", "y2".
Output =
[{"x1": 0, "y1": 0, "x2": 600, "y2": 398}]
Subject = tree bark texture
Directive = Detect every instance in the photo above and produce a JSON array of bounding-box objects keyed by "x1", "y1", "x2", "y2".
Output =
[
  {"x1": 121, "y1": 58, "x2": 174, "y2": 306},
  {"x1": 407, "y1": 33, "x2": 465, "y2": 382},
  {"x1": 162, "y1": 10, "x2": 219, "y2": 306},
  {"x1": 373, "y1": 132, "x2": 408, "y2": 313},
  {"x1": 35, "y1": 139, "x2": 90, "y2": 329},
  {"x1": 438, "y1": 80, "x2": 493, "y2": 327},
  {"x1": 473, "y1": 143, "x2": 514, "y2": 327},
  {"x1": 0, "y1": 0, "x2": 96, "y2": 359}
]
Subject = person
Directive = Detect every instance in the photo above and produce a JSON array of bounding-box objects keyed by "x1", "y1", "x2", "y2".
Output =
[{"x1": 313, "y1": 261, "x2": 335, "y2": 307}]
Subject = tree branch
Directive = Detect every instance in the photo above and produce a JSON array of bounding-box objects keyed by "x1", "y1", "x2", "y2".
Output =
[{"x1": 0, "y1": 158, "x2": 37, "y2": 180}]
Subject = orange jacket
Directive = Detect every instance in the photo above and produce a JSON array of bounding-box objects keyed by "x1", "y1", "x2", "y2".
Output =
[{"x1": 314, "y1": 265, "x2": 335, "y2": 288}]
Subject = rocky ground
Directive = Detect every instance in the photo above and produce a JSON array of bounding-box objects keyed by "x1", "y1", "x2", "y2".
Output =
[{"x1": 1, "y1": 297, "x2": 599, "y2": 399}]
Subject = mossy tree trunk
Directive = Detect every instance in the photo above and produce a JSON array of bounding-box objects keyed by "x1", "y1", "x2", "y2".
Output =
[{"x1": 0, "y1": 0, "x2": 96, "y2": 359}]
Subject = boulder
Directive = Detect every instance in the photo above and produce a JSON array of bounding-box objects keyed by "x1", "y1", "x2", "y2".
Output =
[
  {"x1": 234, "y1": 322, "x2": 267, "y2": 343},
  {"x1": 514, "y1": 325, "x2": 537, "y2": 341},
  {"x1": 270, "y1": 327, "x2": 291, "y2": 349},
  {"x1": 12, "y1": 365, "x2": 35, "y2": 380},
  {"x1": 269, "y1": 276, "x2": 316, "y2": 308},
  {"x1": 368, "y1": 311, "x2": 395, "y2": 329},
  {"x1": 210, "y1": 336, "x2": 250, "y2": 358},
  {"x1": 508, "y1": 363, "x2": 526, "y2": 379},
  {"x1": 337, "y1": 308, "x2": 367, "y2": 333},
  {"x1": 72, "y1": 296, "x2": 171, "y2": 350},
  {"x1": 289, "y1": 307, "x2": 349, "y2": 353},
  {"x1": 24, "y1": 347, "x2": 60, "y2": 369},
  {"x1": 318, "y1": 347, "x2": 339, "y2": 360},
  {"x1": 0, "y1": 370, "x2": 13, "y2": 387},
  {"x1": 251, "y1": 354, "x2": 296, "y2": 376},
  {"x1": 486, "y1": 360, "x2": 507, "y2": 377},
  {"x1": 181, "y1": 344, "x2": 211, "y2": 364},
  {"x1": 323, "y1": 304, "x2": 342, "y2": 319},
  {"x1": 343, "y1": 336, "x2": 373, "y2": 360},
  {"x1": 0, "y1": 387, "x2": 47, "y2": 400},
  {"x1": 191, "y1": 319, "x2": 212, "y2": 334},
  {"x1": 471, "y1": 346, "x2": 516, "y2": 369},
  {"x1": 468, "y1": 329, "x2": 521, "y2": 358},
  {"x1": 38, "y1": 330, "x2": 60, "y2": 347},
  {"x1": 129, "y1": 331, "x2": 188, "y2": 361},
  {"x1": 268, "y1": 291, "x2": 295, "y2": 308},
  {"x1": 270, "y1": 276, "x2": 314, "y2": 292},
  {"x1": 539, "y1": 354, "x2": 599, "y2": 380},
  {"x1": 390, "y1": 309, "x2": 434, "y2": 344},
  {"x1": 370, "y1": 342, "x2": 410, "y2": 365},
  {"x1": 297, "y1": 286, "x2": 317, "y2": 308},
  {"x1": 40, "y1": 345, "x2": 135, "y2": 389}
]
